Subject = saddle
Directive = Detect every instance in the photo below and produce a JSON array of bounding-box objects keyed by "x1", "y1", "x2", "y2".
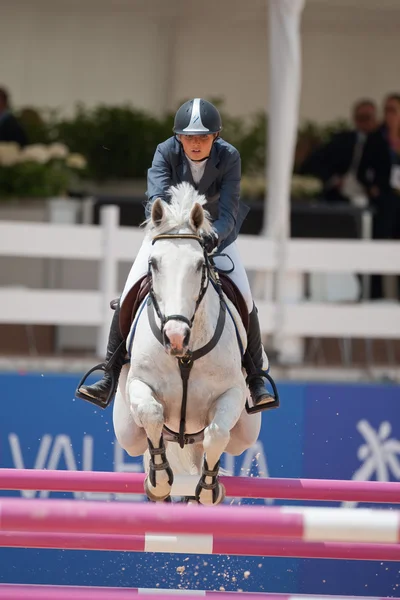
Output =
[{"x1": 118, "y1": 271, "x2": 249, "y2": 339}]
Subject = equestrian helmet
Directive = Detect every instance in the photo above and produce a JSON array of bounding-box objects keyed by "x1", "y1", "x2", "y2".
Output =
[{"x1": 173, "y1": 98, "x2": 222, "y2": 135}]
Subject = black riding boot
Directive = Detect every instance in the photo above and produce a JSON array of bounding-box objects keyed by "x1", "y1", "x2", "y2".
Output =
[
  {"x1": 247, "y1": 304, "x2": 275, "y2": 406},
  {"x1": 77, "y1": 302, "x2": 127, "y2": 405}
]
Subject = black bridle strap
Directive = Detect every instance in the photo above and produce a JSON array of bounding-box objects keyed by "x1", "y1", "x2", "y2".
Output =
[
  {"x1": 191, "y1": 300, "x2": 226, "y2": 361},
  {"x1": 147, "y1": 231, "x2": 223, "y2": 448},
  {"x1": 210, "y1": 253, "x2": 235, "y2": 275},
  {"x1": 152, "y1": 233, "x2": 203, "y2": 245},
  {"x1": 147, "y1": 296, "x2": 226, "y2": 360},
  {"x1": 147, "y1": 297, "x2": 163, "y2": 345},
  {"x1": 147, "y1": 295, "x2": 227, "y2": 449},
  {"x1": 177, "y1": 302, "x2": 226, "y2": 448},
  {"x1": 164, "y1": 314, "x2": 192, "y2": 328},
  {"x1": 177, "y1": 358, "x2": 194, "y2": 449},
  {"x1": 148, "y1": 234, "x2": 210, "y2": 330}
]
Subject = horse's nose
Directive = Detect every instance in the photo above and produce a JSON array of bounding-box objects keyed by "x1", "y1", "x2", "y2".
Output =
[{"x1": 163, "y1": 322, "x2": 191, "y2": 356}]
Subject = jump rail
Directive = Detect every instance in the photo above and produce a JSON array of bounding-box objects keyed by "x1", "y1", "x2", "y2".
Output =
[
  {"x1": 2, "y1": 531, "x2": 400, "y2": 561},
  {"x1": 1, "y1": 498, "x2": 399, "y2": 544},
  {"x1": 1, "y1": 469, "x2": 400, "y2": 504},
  {"x1": 0, "y1": 586, "x2": 393, "y2": 600}
]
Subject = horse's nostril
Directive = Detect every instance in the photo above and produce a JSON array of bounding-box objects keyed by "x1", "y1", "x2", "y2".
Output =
[
  {"x1": 163, "y1": 331, "x2": 171, "y2": 347},
  {"x1": 183, "y1": 329, "x2": 190, "y2": 347}
]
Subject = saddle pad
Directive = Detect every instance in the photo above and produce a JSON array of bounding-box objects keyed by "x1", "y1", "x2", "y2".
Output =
[
  {"x1": 119, "y1": 275, "x2": 150, "y2": 338},
  {"x1": 120, "y1": 272, "x2": 249, "y2": 338},
  {"x1": 218, "y1": 273, "x2": 249, "y2": 332}
]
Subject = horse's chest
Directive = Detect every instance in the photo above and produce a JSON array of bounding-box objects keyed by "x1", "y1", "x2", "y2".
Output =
[
  {"x1": 146, "y1": 357, "x2": 230, "y2": 402},
  {"x1": 133, "y1": 353, "x2": 239, "y2": 430},
  {"x1": 130, "y1": 310, "x2": 245, "y2": 430}
]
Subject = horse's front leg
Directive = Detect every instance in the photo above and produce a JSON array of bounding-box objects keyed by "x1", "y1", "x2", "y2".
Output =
[
  {"x1": 196, "y1": 386, "x2": 245, "y2": 505},
  {"x1": 128, "y1": 378, "x2": 173, "y2": 502}
]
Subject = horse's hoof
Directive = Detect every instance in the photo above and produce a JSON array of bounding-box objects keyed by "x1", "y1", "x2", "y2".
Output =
[
  {"x1": 144, "y1": 475, "x2": 171, "y2": 503},
  {"x1": 213, "y1": 481, "x2": 226, "y2": 505},
  {"x1": 197, "y1": 481, "x2": 226, "y2": 506}
]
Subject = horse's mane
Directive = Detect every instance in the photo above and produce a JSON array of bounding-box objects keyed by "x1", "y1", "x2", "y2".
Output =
[{"x1": 144, "y1": 183, "x2": 215, "y2": 236}]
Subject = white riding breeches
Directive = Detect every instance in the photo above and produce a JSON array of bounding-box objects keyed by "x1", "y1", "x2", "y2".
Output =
[
  {"x1": 212, "y1": 242, "x2": 253, "y2": 312},
  {"x1": 120, "y1": 239, "x2": 254, "y2": 313}
]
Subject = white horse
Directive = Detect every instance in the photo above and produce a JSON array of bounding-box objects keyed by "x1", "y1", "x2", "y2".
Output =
[{"x1": 113, "y1": 183, "x2": 261, "y2": 505}]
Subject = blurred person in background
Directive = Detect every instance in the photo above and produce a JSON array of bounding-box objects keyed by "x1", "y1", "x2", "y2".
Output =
[
  {"x1": 0, "y1": 86, "x2": 28, "y2": 147},
  {"x1": 300, "y1": 99, "x2": 378, "y2": 203},
  {"x1": 357, "y1": 93, "x2": 400, "y2": 300}
]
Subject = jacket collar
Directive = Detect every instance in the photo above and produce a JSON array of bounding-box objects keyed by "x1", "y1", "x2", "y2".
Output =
[{"x1": 175, "y1": 138, "x2": 220, "y2": 194}]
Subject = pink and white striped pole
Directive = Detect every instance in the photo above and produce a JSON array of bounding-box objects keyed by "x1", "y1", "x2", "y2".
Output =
[
  {"x1": 0, "y1": 498, "x2": 400, "y2": 544},
  {"x1": 1, "y1": 468, "x2": 400, "y2": 503},
  {"x1": 0, "y1": 586, "x2": 393, "y2": 600},
  {"x1": 1, "y1": 531, "x2": 400, "y2": 561}
]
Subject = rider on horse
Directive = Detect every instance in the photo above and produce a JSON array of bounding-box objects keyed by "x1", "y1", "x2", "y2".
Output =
[{"x1": 77, "y1": 98, "x2": 275, "y2": 409}]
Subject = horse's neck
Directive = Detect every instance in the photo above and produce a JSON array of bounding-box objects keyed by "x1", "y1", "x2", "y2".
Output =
[{"x1": 191, "y1": 282, "x2": 220, "y2": 351}]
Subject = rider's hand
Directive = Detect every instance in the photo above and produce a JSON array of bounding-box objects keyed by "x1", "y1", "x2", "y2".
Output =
[{"x1": 202, "y1": 233, "x2": 218, "y2": 254}]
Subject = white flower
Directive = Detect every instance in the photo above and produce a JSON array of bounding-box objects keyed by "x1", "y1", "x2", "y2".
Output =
[
  {"x1": 20, "y1": 144, "x2": 50, "y2": 164},
  {"x1": 0, "y1": 142, "x2": 21, "y2": 166},
  {"x1": 48, "y1": 143, "x2": 69, "y2": 160},
  {"x1": 66, "y1": 153, "x2": 87, "y2": 170}
]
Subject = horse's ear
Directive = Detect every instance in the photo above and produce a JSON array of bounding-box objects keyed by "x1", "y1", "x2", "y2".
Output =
[
  {"x1": 189, "y1": 202, "x2": 204, "y2": 232},
  {"x1": 151, "y1": 198, "x2": 165, "y2": 227}
]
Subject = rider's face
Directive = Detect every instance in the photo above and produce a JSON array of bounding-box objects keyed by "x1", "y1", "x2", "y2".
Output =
[{"x1": 178, "y1": 134, "x2": 217, "y2": 161}]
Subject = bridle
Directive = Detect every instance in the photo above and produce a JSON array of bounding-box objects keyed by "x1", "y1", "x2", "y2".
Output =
[
  {"x1": 146, "y1": 232, "x2": 227, "y2": 448},
  {"x1": 147, "y1": 233, "x2": 211, "y2": 334}
]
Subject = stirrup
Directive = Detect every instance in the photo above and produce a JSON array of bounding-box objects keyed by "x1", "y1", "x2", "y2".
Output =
[
  {"x1": 75, "y1": 363, "x2": 116, "y2": 410},
  {"x1": 245, "y1": 370, "x2": 280, "y2": 414}
]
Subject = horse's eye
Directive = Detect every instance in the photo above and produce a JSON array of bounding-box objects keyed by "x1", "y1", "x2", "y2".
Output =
[
  {"x1": 196, "y1": 260, "x2": 204, "y2": 273},
  {"x1": 149, "y1": 258, "x2": 159, "y2": 272}
]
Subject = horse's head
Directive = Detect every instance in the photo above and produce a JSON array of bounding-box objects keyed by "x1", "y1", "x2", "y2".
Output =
[{"x1": 146, "y1": 183, "x2": 215, "y2": 357}]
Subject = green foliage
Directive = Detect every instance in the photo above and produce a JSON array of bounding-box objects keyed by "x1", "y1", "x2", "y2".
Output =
[
  {"x1": 16, "y1": 107, "x2": 59, "y2": 145},
  {"x1": 209, "y1": 98, "x2": 267, "y2": 174},
  {"x1": 54, "y1": 104, "x2": 173, "y2": 181},
  {"x1": 14, "y1": 101, "x2": 349, "y2": 182}
]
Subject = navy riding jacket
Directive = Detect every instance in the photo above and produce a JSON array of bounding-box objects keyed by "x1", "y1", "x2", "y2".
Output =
[{"x1": 145, "y1": 136, "x2": 250, "y2": 251}]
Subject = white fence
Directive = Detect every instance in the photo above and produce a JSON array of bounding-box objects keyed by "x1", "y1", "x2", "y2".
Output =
[{"x1": 0, "y1": 205, "x2": 399, "y2": 363}]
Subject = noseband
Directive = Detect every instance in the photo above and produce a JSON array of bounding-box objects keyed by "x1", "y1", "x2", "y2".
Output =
[{"x1": 148, "y1": 233, "x2": 210, "y2": 333}]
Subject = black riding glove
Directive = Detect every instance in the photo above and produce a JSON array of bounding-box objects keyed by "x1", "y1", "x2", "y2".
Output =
[{"x1": 202, "y1": 233, "x2": 218, "y2": 254}]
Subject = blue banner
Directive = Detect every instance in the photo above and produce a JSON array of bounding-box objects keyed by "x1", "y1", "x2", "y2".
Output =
[
  {"x1": 0, "y1": 372, "x2": 399, "y2": 596},
  {"x1": 301, "y1": 382, "x2": 400, "y2": 597}
]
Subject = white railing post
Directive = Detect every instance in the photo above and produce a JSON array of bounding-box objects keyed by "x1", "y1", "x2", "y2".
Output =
[{"x1": 96, "y1": 206, "x2": 120, "y2": 358}]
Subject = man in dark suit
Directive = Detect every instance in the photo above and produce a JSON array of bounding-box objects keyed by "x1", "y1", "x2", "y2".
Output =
[
  {"x1": 300, "y1": 99, "x2": 378, "y2": 203},
  {"x1": 357, "y1": 93, "x2": 400, "y2": 299},
  {"x1": 0, "y1": 87, "x2": 28, "y2": 147}
]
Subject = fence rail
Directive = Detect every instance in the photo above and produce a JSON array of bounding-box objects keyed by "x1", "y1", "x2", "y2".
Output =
[{"x1": 0, "y1": 206, "x2": 399, "y2": 359}]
